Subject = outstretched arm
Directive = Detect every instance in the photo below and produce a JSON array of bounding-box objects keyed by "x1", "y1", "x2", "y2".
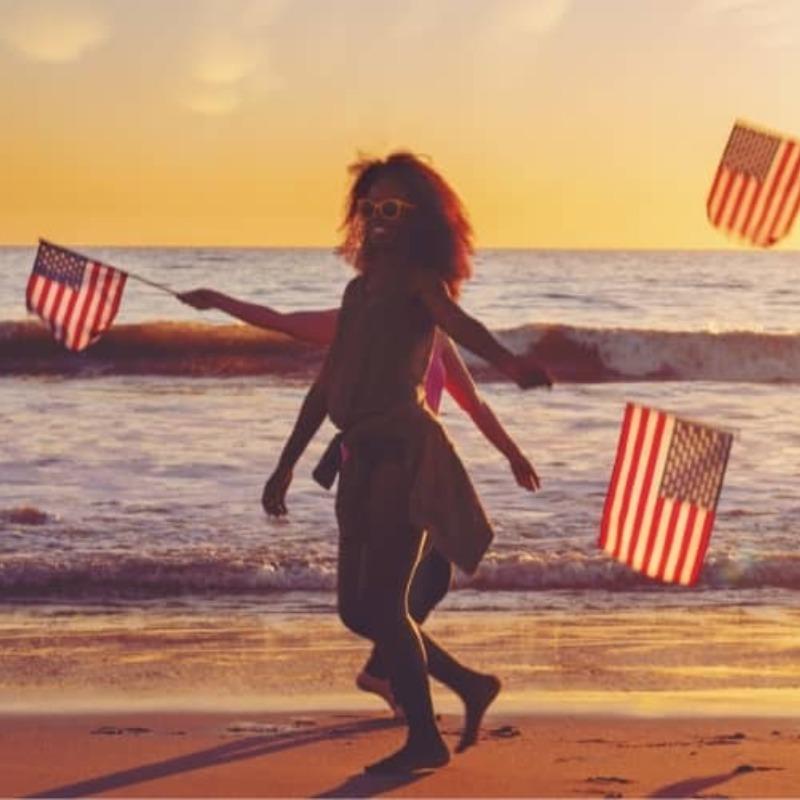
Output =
[
  {"x1": 178, "y1": 288, "x2": 338, "y2": 346},
  {"x1": 440, "y1": 336, "x2": 540, "y2": 492},
  {"x1": 416, "y1": 274, "x2": 551, "y2": 389}
]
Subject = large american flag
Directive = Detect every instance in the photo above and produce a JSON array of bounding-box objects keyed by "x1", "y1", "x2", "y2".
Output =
[
  {"x1": 599, "y1": 403, "x2": 733, "y2": 587},
  {"x1": 26, "y1": 240, "x2": 127, "y2": 352},
  {"x1": 707, "y1": 120, "x2": 800, "y2": 247}
]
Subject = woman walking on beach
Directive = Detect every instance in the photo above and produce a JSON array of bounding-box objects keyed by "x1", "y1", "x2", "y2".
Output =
[
  {"x1": 257, "y1": 152, "x2": 549, "y2": 773},
  {"x1": 177, "y1": 294, "x2": 542, "y2": 716}
]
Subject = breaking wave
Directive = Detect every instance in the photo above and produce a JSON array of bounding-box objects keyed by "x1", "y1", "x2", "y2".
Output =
[
  {"x1": 2, "y1": 319, "x2": 800, "y2": 383},
  {"x1": 0, "y1": 321, "x2": 321, "y2": 377},
  {"x1": 0, "y1": 550, "x2": 797, "y2": 600}
]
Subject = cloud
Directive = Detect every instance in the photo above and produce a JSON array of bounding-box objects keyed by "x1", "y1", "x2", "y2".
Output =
[
  {"x1": 238, "y1": 0, "x2": 286, "y2": 29},
  {"x1": 0, "y1": 0, "x2": 110, "y2": 63},
  {"x1": 181, "y1": 84, "x2": 241, "y2": 116},
  {"x1": 391, "y1": 0, "x2": 443, "y2": 39},
  {"x1": 178, "y1": 0, "x2": 286, "y2": 116},
  {"x1": 689, "y1": 0, "x2": 800, "y2": 48},
  {"x1": 489, "y1": 0, "x2": 572, "y2": 36},
  {"x1": 189, "y1": 34, "x2": 260, "y2": 86}
]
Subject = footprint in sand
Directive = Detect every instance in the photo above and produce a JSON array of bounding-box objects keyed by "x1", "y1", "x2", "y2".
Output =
[
  {"x1": 489, "y1": 725, "x2": 521, "y2": 739},
  {"x1": 224, "y1": 719, "x2": 321, "y2": 738},
  {"x1": 90, "y1": 726, "x2": 152, "y2": 736},
  {"x1": 290, "y1": 717, "x2": 317, "y2": 728},
  {"x1": 703, "y1": 732, "x2": 746, "y2": 746},
  {"x1": 224, "y1": 722, "x2": 292, "y2": 736}
]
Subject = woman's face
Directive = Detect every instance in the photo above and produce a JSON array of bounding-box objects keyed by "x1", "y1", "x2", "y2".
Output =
[{"x1": 360, "y1": 174, "x2": 415, "y2": 250}]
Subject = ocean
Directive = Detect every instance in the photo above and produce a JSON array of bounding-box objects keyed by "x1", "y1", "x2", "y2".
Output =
[{"x1": 1, "y1": 246, "x2": 799, "y2": 714}]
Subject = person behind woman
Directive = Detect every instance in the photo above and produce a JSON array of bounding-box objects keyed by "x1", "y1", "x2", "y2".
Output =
[
  {"x1": 177, "y1": 291, "x2": 541, "y2": 714},
  {"x1": 210, "y1": 152, "x2": 549, "y2": 774}
]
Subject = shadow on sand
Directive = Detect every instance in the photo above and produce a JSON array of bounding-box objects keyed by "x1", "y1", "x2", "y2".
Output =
[
  {"x1": 27, "y1": 716, "x2": 424, "y2": 799},
  {"x1": 311, "y1": 771, "x2": 429, "y2": 798},
  {"x1": 649, "y1": 766, "x2": 761, "y2": 798}
]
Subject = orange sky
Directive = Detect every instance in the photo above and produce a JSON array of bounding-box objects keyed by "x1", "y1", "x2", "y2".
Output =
[{"x1": 1, "y1": 0, "x2": 799, "y2": 248}]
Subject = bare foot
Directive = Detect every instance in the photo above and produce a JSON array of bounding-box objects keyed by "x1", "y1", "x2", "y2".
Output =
[
  {"x1": 356, "y1": 671, "x2": 404, "y2": 718},
  {"x1": 456, "y1": 673, "x2": 501, "y2": 753},
  {"x1": 364, "y1": 736, "x2": 450, "y2": 774}
]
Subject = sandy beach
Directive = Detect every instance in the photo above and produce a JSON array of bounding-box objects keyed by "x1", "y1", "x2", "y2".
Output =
[
  {"x1": 1, "y1": 710, "x2": 797, "y2": 798},
  {"x1": 1, "y1": 597, "x2": 799, "y2": 797}
]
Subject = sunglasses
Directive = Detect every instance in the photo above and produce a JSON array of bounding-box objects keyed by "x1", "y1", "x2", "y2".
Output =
[{"x1": 356, "y1": 198, "x2": 416, "y2": 221}]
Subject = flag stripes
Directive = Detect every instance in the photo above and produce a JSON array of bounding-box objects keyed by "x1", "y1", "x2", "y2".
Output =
[
  {"x1": 26, "y1": 240, "x2": 127, "y2": 352},
  {"x1": 599, "y1": 404, "x2": 732, "y2": 586},
  {"x1": 707, "y1": 120, "x2": 800, "y2": 247}
]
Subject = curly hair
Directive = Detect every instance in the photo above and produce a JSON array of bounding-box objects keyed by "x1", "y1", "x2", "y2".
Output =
[{"x1": 337, "y1": 152, "x2": 473, "y2": 298}]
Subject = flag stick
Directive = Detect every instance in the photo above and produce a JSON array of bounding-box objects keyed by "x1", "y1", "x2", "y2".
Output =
[
  {"x1": 125, "y1": 271, "x2": 180, "y2": 298},
  {"x1": 37, "y1": 238, "x2": 182, "y2": 299}
]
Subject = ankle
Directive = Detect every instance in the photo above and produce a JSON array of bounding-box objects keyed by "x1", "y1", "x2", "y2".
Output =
[
  {"x1": 407, "y1": 726, "x2": 446, "y2": 750},
  {"x1": 456, "y1": 669, "x2": 495, "y2": 693}
]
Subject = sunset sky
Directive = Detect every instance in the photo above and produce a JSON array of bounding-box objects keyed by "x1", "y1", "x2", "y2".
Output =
[{"x1": 1, "y1": 0, "x2": 799, "y2": 248}]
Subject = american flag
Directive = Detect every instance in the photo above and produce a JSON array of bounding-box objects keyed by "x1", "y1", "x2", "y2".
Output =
[
  {"x1": 26, "y1": 240, "x2": 127, "y2": 352},
  {"x1": 599, "y1": 403, "x2": 733, "y2": 587},
  {"x1": 707, "y1": 120, "x2": 800, "y2": 247}
]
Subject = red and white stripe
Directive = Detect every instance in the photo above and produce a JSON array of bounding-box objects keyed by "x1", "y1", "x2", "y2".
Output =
[
  {"x1": 26, "y1": 261, "x2": 126, "y2": 352},
  {"x1": 707, "y1": 125, "x2": 800, "y2": 248},
  {"x1": 598, "y1": 403, "x2": 716, "y2": 587}
]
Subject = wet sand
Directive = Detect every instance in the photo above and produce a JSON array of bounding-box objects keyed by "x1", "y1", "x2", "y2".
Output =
[{"x1": 2, "y1": 710, "x2": 798, "y2": 798}]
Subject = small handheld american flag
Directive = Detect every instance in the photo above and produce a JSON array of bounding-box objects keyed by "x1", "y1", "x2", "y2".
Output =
[
  {"x1": 26, "y1": 240, "x2": 127, "y2": 352},
  {"x1": 599, "y1": 403, "x2": 733, "y2": 587},
  {"x1": 707, "y1": 120, "x2": 800, "y2": 248}
]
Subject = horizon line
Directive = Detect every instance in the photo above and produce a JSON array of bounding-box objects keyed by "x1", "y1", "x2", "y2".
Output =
[{"x1": 0, "y1": 242, "x2": 796, "y2": 254}]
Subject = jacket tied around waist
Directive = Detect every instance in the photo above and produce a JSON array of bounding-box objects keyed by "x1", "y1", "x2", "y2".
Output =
[{"x1": 313, "y1": 402, "x2": 493, "y2": 575}]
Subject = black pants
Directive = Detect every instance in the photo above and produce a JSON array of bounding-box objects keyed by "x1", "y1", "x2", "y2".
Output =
[
  {"x1": 362, "y1": 547, "x2": 452, "y2": 680},
  {"x1": 336, "y1": 446, "x2": 471, "y2": 740}
]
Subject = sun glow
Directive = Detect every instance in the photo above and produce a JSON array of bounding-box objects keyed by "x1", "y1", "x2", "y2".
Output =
[{"x1": 1, "y1": 0, "x2": 799, "y2": 248}]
